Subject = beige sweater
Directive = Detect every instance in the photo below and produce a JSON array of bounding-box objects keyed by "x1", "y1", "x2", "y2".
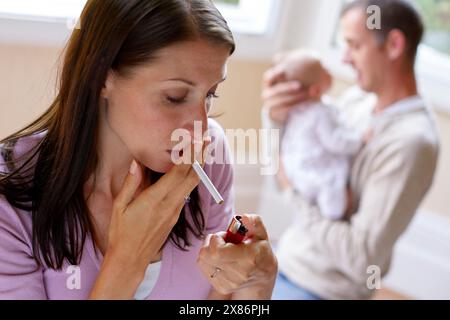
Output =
[{"x1": 265, "y1": 89, "x2": 440, "y2": 299}]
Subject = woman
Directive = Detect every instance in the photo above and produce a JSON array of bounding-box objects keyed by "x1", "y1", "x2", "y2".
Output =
[{"x1": 0, "y1": 0, "x2": 277, "y2": 299}]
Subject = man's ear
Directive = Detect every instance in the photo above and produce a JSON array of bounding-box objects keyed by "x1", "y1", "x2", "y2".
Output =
[{"x1": 386, "y1": 29, "x2": 407, "y2": 61}]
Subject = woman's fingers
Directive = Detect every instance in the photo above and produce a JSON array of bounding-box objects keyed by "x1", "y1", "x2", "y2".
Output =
[
  {"x1": 164, "y1": 137, "x2": 210, "y2": 206},
  {"x1": 198, "y1": 232, "x2": 274, "y2": 295},
  {"x1": 199, "y1": 233, "x2": 233, "y2": 264},
  {"x1": 240, "y1": 214, "x2": 269, "y2": 241},
  {"x1": 167, "y1": 168, "x2": 200, "y2": 212},
  {"x1": 200, "y1": 215, "x2": 270, "y2": 264},
  {"x1": 142, "y1": 155, "x2": 194, "y2": 201},
  {"x1": 113, "y1": 159, "x2": 143, "y2": 212},
  {"x1": 132, "y1": 136, "x2": 209, "y2": 211},
  {"x1": 198, "y1": 235, "x2": 248, "y2": 294},
  {"x1": 197, "y1": 257, "x2": 235, "y2": 295},
  {"x1": 203, "y1": 234, "x2": 251, "y2": 263},
  {"x1": 121, "y1": 135, "x2": 209, "y2": 216}
]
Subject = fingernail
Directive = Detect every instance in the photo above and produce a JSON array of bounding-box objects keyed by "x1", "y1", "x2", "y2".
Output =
[
  {"x1": 129, "y1": 160, "x2": 138, "y2": 175},
  {"x1": 292, "y1": 82, "x2": 301, "y2": 90},
  {"x1": 211, "y1": 234, "x2": 219, "y2": 242}
]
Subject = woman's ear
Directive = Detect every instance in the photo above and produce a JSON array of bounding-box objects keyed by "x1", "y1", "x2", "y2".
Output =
[
  {"x1": 101, "y1": 69, "x2": 116, "y2": 99},
  {"x1": 386, "y1": 29, "x2": 407, "y2": 61}
]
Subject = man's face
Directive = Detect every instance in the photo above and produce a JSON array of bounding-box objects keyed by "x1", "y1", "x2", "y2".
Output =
[{"x1": 340, "y1": 8, "x2": 388, "y2": 93}]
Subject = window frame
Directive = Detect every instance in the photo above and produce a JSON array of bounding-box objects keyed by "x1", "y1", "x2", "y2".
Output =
[
  {"x1": 214, "y1": 0, "x2": 279, "y2": 36},
  {"x1": 0, "y1": 0, "x2": 286, "y2": 59}
]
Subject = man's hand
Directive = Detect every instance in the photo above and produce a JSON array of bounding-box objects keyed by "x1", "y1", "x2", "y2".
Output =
[{"x1": 261, "y1": 52, "x2": 310, "y2": 124}]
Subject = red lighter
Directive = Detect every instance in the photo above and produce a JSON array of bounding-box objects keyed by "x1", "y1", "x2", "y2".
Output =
[{"x1": 224, "y1": 215, "x2": 248, "y2": 244}]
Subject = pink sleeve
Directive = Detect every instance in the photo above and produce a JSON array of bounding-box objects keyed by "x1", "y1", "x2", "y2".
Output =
[{"x1": 0, "y1": 198, "x2": 47, "y2": 299}]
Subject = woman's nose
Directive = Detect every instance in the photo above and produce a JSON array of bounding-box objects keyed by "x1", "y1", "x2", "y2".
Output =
[{"x1": 183, "y1": 102, "x2": 208, "y2": 133}]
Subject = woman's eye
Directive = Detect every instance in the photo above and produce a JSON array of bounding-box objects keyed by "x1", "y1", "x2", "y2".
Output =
[
  {"x1": 166, "y1": 96, "x2": 187, "y2": 104},
  {"x1": 207, "y1": 92, "x2": 219, "y2": 99},
  {"x1": 165, "y1": 91, "x2": 219, "y2": 106}
]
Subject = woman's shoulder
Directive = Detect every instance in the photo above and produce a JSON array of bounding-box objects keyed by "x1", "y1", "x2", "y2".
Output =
[
  {"x1": 0, "y1": 131, "x2": 47, "y2": 173},
  {"x1": 0, "y1": 132, "x2": 45, "y2": 245},
  {"x1": 207, "y1": 118, "x2": 226, "y2": 138},
  {"x1": 203, "y1": 119, "x2": 234, "y2": 202},
  {"x1": 204, "y1": 118, "x2": 232, "y2": 176},
  {"x1": 200, "y1": 119, "x2": 234, "y2": 200}
]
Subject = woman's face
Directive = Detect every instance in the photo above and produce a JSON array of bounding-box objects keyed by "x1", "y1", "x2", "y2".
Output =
[{"x1": 101, "y1": 39, "x2": 230, "y2": 173}]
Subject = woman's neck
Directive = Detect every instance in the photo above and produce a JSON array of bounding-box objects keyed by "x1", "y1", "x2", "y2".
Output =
[{"x1": 88, "y1": 101, "x2": 134, "y2": 199}]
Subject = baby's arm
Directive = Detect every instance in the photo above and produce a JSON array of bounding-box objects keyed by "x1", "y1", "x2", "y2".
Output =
[{"x1": 315, "y1": 107, "x2": 363, "y2": 156}]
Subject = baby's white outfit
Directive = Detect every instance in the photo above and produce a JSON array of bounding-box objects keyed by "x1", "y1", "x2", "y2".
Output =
[{"x1": 281, "y1": 99, "x2": 363, "y2": 220}]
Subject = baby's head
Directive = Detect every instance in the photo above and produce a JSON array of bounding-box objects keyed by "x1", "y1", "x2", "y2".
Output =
[{"x1": 275, "y1": 50, "x2": 332, "y2": 99}]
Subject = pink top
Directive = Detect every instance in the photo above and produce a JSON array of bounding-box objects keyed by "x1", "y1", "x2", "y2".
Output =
[{"x1": 0, "y1": 119, "x2": 234, "y2": 300}]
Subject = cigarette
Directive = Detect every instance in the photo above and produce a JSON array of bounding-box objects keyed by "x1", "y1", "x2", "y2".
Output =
[{"x1": 192, "y1": 160, "x2": 224, "y2": 205}]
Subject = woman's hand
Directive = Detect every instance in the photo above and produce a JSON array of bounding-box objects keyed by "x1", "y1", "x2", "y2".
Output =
[
  {"x1": 107, "y1": 159, "x2": 199, "y2": 265},
  {"x1": 197, "y1": 214, "x2": 278, "y2": 300},
  {"x1": 90, "y1": 141, "x2": 207, "y2": 299},
  {"x1": 262, "y1": 54, "x2": 310, "y2": 124}
]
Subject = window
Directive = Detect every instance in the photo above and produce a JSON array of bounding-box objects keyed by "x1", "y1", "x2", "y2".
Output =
[
  {"x1": 410, "y1": 0, "x2": 450, "y2": 113},
  {"x1": 0, "y1": 0, "x2": 277, "y2": 36},
  {"x1": 214, "y1": 0, "x2": 240, "y2": 5},
  {"x1": 0, "y1": 0, "x2": 84, "y2": 22},
  {"x1": 415, "y1": 0, "x2": 450, "y2": 55},
  {"x1": 213, "y1": 0, "x2": 278, "y2": 35},
  {"x1": 0, "y1": 0, "x2": 283, "y2": 58}
]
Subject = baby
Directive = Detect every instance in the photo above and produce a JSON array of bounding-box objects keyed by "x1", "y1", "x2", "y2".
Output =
[{"x1": 276, "y1": 51, "x2": 367, "y2": 220}]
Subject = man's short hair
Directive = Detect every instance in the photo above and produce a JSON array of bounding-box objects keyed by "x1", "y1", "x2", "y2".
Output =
[{"x1": 342, "y1": 0, "x2": 424, "y2": 65}]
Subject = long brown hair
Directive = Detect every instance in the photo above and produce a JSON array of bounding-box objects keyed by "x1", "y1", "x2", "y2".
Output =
[{"x1": 0, "y1": 0, "x2": 235, "y2": 270}]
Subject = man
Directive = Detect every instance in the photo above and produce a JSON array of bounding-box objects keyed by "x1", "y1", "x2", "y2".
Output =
[{"x1": 262, "y1": 0, "x2": 440, "y2": 299}]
